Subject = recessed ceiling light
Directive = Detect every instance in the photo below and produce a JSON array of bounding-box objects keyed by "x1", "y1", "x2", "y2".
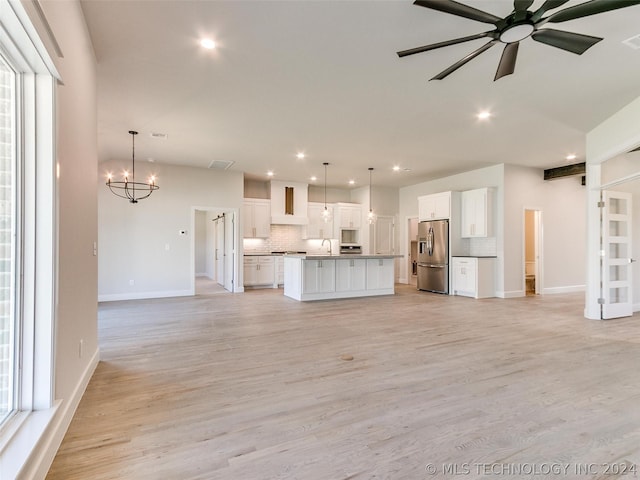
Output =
[
  {"x1": 566, "y1": 154, "x2": 577, "y2": 161},
  {"x1": 200, "y1": 38, "x2": 216, "y2": 50},
  {"x1": 296, "y1": 152, "x2": 305, "y2": 160},
  {"x1": 477, "y1": 111, "x2": 491, "y2": 120},
  {"x1": 147, "y1": 158, "x2": 155, "y2": 163},
  {"x1": 393, "y1": 165, "x2": 401, "y2": 172},
  {"x1": 267, "y1": 171, "x2": 274, "y2": 177},
  {"x1": 310, "y1": 176, "x2": 317, "y2": 181},
  {"x1": 348, "y1": 180, "x2": 355, "y2": 185}
]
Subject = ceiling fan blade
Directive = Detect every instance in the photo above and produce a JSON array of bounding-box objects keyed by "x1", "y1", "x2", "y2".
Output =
[
  {"x1": 430, "y1": 40, "x2": 497, "y2": 80},
  {"x1": 514, "y1": 0, "x2": 534, "y2": 13},
  {"x1": 531, "y1": 28, "x2": 602, "y2": 54},
  {"x1": 530, "y1": 0, "x2": 571, "y2": 21},
  {"x1": 397, "y1": 31, "x2": 495, "y2": 58},
  {"x1": 546, "y1": 0, "x2": 640, "y2": 23},
  {"x1": 494, "y1": 42, "x2": 519, "y2": 81},
  {"x1": 630, "y1": 146, "x2": 640, "y2": 153},
  {"x1": 413, "y1": 0, "x2": 502, "y2": 25}
]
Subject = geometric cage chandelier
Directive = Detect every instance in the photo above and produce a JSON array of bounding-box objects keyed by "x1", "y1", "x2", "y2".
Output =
[{"x1": 106, "y1": 130, "x2": 159, "y2": 203}]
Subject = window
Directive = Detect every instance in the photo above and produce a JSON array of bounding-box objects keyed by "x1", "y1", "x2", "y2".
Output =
[
  {"x1": 0, "y1": 1, "x2": 59, "y2": 475},
  {"x1": 0, "y1": 48, "x2": 17, "y2": 426}
]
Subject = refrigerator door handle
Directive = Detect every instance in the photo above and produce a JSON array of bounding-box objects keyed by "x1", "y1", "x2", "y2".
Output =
[{"x1": 428, "y1": 227, "x2": 434, "y2": 256}]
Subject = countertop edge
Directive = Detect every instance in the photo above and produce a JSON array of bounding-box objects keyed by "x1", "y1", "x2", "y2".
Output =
[{"x1": 285, "y1": 254, "x2": 403, "y2": 260}]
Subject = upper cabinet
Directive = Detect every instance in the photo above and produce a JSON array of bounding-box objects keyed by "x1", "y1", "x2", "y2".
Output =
[
  {"x1": 336, "y1": 203, "x2": 362, "y2": 229},
  {"x1": 243, "y1": 199, "x2": 271, "y2": 238},
  {"x1": 304, "y1": 202, "x2": 334, "y2": 239},
  {"x1": 418, "y1": 192, "x2": 451, "y2": 221},
  {"x1": 461, "y1": 187, "x2": 494, "y2": 238}
]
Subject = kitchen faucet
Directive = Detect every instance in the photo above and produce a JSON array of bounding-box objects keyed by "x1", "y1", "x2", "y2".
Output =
[{"x1": 321, "y1": 238, "x2": 332, "y2": 256}]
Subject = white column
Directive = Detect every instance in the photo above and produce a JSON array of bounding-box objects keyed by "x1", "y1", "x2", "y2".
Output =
[{"x1": 584, "y1": 163, "x2": 602, "y2": 320}]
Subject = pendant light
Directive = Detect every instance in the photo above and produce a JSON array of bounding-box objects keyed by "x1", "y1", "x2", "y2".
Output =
[
  {"x1": 367, "y1": 167, "x2": 377, "y2": 225},
  {"x1": 106, "y1": 130, "x2": 159, "y2": 203},
  {"x1": 321, "y1": 162, "x2": 332, "y2": 223}
]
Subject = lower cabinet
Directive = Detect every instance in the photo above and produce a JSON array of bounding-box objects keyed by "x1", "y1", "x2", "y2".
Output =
[
  {"x1": 244, "y1": 256, "x2": 277, "y2": 288},
  {"x1": 275, "y1": 256, "x2": 284, "y2": 286},
  {"x1": 452, "y1": 257, "x2": 495, "y2": 298},
  {"x1": 284, "y1": 256, "x2": 397, "y2": 301},
  {"x1": 302, "y1": 259, "x2": 336, "y2": 294},
  {"x1": 366, "y1": 258, "x2": 395, "y2": 290},
  {"x1": 336, "y1": 258, "x2": 366, "y2": 292}
]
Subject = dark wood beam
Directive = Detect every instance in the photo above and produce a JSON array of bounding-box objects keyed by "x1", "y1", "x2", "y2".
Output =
[{"x1": 544, "y1": 162, "x2": 585, "y2": 181}]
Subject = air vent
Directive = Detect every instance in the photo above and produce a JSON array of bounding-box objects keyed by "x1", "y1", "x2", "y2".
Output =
[
  {"x1": 622, "y1": 34, "x2": 640, "y2": 50},
  {"x1": 150, "y1": 132, "x2": 168, "y2": 139},
  {"x1": 208, "y1": 160, "x2": 234, "y2": 170}
]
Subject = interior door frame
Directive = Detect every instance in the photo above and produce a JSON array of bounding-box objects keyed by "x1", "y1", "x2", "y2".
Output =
[
  {"x1": 522, "y1": 207, "x2": 544, "y2": 296},
  {"x1": 190, "y1": 206, "x2": 240, "y2": 295}
]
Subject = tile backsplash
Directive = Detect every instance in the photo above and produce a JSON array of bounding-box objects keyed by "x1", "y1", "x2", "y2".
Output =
[
  {"x1": 469, "y1": 236, "x2": 497, "y2": 256},
  {"x1": 243, "y1": 225, "x2": 337, "y2": 255}
]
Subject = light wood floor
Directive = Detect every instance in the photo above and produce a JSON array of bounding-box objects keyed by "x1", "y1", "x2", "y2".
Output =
[{"x1": 47, "y1": 286, "x2": 640, "y2": 479}]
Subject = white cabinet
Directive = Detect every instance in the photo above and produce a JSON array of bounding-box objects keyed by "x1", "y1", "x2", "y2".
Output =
[
  {"x1": 336, "y1": 203, "x2": 361, "y2": 229},
  {"x1": 418, "y1": 192, "x2": 451, "y2": 221},
  {"x1": 243, "y1": 199, "x2": 271, "y2": 238},
  {"x1": 244, "y1": 256, "x2": 276, "y2": 287},
  {"x1": 461, "y1": 187, "x2": 493, "y2": 238},
  {"x1": 302, "y1": 259, "x2": 336, "y2": 294},
  {"x1": 275, "y1": 256, "x2": 284, "y2": 285},
  {"x1": 452, "y1": 257, "x2": 495, "y2": 298},
  {"x1": 284, "y1": 256, "x2": 396, "y2": 301},
  {"x1": 304, "y1": 202, "x2": 334, "y2": 239},
  {"x1": 336, "y1": 258, "x2": 366, "y2": 292},
  {"x1": 366, "y1": 258, "x2": 395, "y2": 290}
]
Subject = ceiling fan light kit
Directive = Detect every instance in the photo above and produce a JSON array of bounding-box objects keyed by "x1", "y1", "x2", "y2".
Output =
[{"x1": 398, "y1": 0, "x2": 640, "y2": 81}]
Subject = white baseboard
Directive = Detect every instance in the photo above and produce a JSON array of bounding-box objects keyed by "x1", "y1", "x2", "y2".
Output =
[
  {"x1": 496, "y1": 290, "x2": 525, "y2": 298},
  {"x1": 542, "y1": 285, "x2": 585, "y2": 295},
  {"x1": 98, "y1": 289, "x2": 192, "y2": 302},
  {"x1": 22, "y1": 347, "x2": 100, "y2": 480},
  {"x1": 398, "y1": 276, "x2": 408, "y2": 284}
]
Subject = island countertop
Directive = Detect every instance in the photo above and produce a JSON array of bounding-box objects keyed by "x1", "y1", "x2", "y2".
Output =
[{"x1": 284, "y1": 253, "x2": 403, "y2": 260}]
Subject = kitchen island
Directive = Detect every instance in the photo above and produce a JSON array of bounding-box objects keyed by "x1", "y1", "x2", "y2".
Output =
[{"x1": 284, "y1": 254, "x2": 402, "y2": 301}]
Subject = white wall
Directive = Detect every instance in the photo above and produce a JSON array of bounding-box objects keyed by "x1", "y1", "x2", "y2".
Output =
[
  {"x1": 601, "y1": 154, "x2": 640, "y2": 310},
  {"x1": 503, "y1": 165, "x2": 586, "y2": 296},
  {"x1": 194, "y1": 210, "x2": 207, "y2": 275},
  {"x1": 399, "y1": 164, "x2": 505, "y2": 289},
  {"x1": 98, "y1": 163, "x2": 243, "y2": 300},
  {"x1": 585, "y1": 93, "x2": 640, "y2": 318},
  {"x1": 398, "y1": 163, "x2": 585, "y2": 297},
  {"x1": 20, "y1": 1, "x2": 100, "y2": 477}
]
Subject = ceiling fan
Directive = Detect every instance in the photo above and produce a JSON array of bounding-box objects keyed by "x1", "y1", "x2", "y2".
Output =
[{"x1": 397, "y1": 0, "x2": 640, "y2": 81}]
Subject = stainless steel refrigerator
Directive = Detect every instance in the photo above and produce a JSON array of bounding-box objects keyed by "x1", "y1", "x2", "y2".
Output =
[{"x1": 417, "y1": 219, "x2": 449, "y2": 293}]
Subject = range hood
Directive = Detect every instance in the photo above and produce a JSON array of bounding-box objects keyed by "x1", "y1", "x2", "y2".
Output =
[{"x1": 270, "y1": 180, "x2": 308, "y2": 225}]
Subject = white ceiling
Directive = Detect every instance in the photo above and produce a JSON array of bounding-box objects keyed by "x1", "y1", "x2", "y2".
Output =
[{"x1": 80, "y1": 0, "x2": 640, "y2": 188}]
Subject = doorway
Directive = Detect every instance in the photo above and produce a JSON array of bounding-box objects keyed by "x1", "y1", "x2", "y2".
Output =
[
  {"x1": 524, "y1": 209, "x2": 542, "y2": 295},
  {"x1": 192, "y1": 207, "x2": 237, "y2": 295}
]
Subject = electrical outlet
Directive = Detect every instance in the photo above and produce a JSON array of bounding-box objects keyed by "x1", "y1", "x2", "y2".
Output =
[
  {"x1": 129, "y1": 279, "x2": 135, "y2": 286},
  {"x1": 165, "y1": 243, "x2": 170, "y2": 251},
  {"x1": 93, "y1": 241, "x2": 97, "y2": 256}
]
